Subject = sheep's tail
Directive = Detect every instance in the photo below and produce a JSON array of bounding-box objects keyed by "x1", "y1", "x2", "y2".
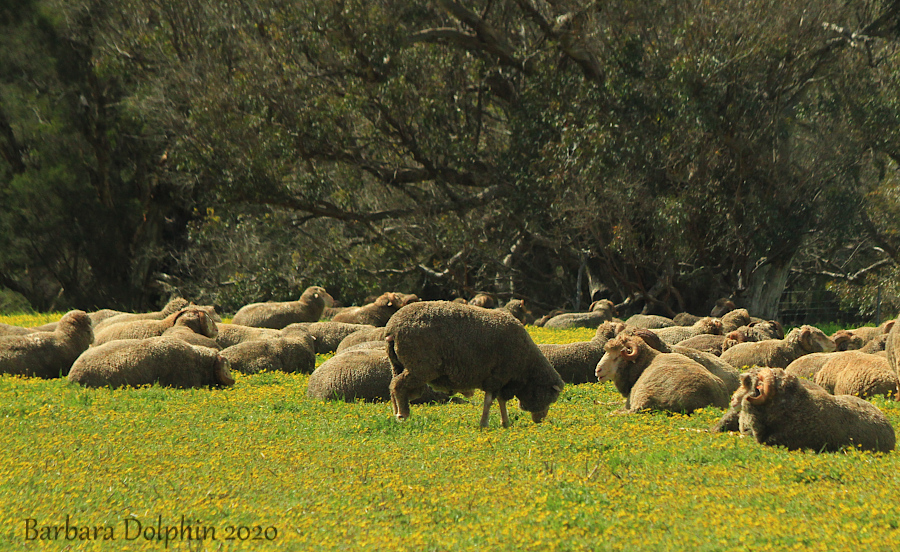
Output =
[{"x1": 386, "y1": 334, "x2": 404, "y2": 376}]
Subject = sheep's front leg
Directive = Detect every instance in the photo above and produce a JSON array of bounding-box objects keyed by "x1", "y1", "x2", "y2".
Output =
[
  {"x1": 498, "y1": 397, "x2": 509, "y2": 428},
  {"x1": 480, "y1": 391, "x2": 494, "y2": 427}
]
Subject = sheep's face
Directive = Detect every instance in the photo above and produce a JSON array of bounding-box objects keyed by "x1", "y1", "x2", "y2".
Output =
[
  {"x1": 831, "y1": 330, "x2": 864, "y2": 351},
  {"x1": 595, "y1": 350, "x2": 624, "y2": 382},
  {"x1": 800, "y1": 326, "x2": 836, "y2": 353},
  {"x1": 516, "y1": 380, "x2": 563, "y2": 422},
  {"x1": 175, "y1": 309, "x2": 219, "y2": 339},
  {"x1": 213, "y1": 356, "x2": 235, "y2": 386}
]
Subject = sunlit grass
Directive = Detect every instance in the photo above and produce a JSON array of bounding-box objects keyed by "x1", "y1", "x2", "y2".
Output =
[{"x1": 1, "y1": 314, "x2": 899, "y2": 550}]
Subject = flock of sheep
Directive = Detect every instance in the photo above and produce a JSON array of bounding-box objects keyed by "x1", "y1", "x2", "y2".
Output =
[{"x1": 1, "y1": 286, "x2": 897, "y2": 454}]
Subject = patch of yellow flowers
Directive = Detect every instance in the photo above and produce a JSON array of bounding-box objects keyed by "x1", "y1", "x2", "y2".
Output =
[{"x1": 0, "y1": 317, "x2": 898, "y2": 550}]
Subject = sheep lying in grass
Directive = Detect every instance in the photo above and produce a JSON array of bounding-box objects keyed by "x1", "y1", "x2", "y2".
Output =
[
  {"x1": 784, "y1": 352, "x2": 834, "y2": 381},
  {"x1": 595, "y1": 333, "x2": 729, "y2": 414},
  {"x1": 834, "y1": 321, "x2": 895, "y2": 351},
  {"x1": 813, "y1": 351, "x2": 899, "y2": 399},
  {"x1": 231, "y1": 286, "x2": 333, "y2": 329},
  {"x1": 543, "y1": 300, "x2": 618, "y2": 330},
  {"x1": 386, "y1": 301, "x2": 564, "y2": 427},
  {"x1": 0, "y1": 310, "x2": 93, "y2": 379},
  {"x1": 337, "y1": 327, "x2": 387, "y2": 353},
  {"x1": 162, "y1": 324, "x2": 221, "y2": 349},
  {"x1": 624, "y1": 314, "x2": 675, "y2": 329},
  {"x1": 674, "y1": 334, "x2": 728, "y2": 356},
  {"x1": 93, "y1": 308, "x2": 218, "y2": 346},
  {"x1": 307, "y1": 347, "x2": 451, "y2": 403},
  {"x1": 717, "y1": 367, "x2": 894, "y2": 452},
  {"x1": 718, "y1": 309, "x2": 752, "y2": 333},
  {"x1": 332, "y1": 292, "x2": 405, "y2": 327},
  {"x1": 93, "y1": 297, "x2": 192, "y2": 332},
  {"x1": 295, "y1": 322, "x2": 376, "y2": 353},
  {"x1": 219, "y1": 336, "x2": 316, "y2": 375},
  {"x1": 214, "y1": 323, "x2": 282, "y2": 349},
  {"x1": 650, "y1": 317, "x2": 723, "y2": 346},
  {"x1": 0, "y1": 323, "x2": 33, "y2": 337},
  {"x1": 67, "y1": 336, "x2": 235, "y2": 388},
  {"x1": 720, "y1": 325, "x2": 835, "y2": 370}
]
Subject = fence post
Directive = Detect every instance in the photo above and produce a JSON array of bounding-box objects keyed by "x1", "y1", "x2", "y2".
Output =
[{"x1": 875, "y1": 284, "x2": 882, "y2": 326}]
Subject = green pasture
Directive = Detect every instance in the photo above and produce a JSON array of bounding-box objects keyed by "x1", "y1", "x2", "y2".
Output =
[{"x1": 1, "y1": 315, "x2": 899, "y2": 551}]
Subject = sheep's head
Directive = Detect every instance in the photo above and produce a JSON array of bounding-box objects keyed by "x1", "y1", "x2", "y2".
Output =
[
  {"x1": 710, "y1": 298, "x2": 736, "y2": 318},
  {"x1": 742, "y1": 368, "x2": 795, "y2": 407},
  {"x1": 58, "y1": 310, "x2": 94, "y2": 347},
  {"x1": 174, "y1": 308, "x2": 219, "y2": 338},
  {"x1": 696, "y1": 317, "x2": 724, "y2": 335},
  {"x1": 799, "y1": 325, "x2": 836, "y2": 353},
  {"x1": 213, "y1": 355, "x2": 235, "y2": 386},
  {"x1": 374, "y1": 292, "x2": 401, "y2": 308},
  {"x1": 720, "y1": 308, "x2": 751, "y2": 332},
  {"x1": 831, "y1": 330, "x2": 864, "y2": 351},
  {"x1": 302, "y1": 286, "x2": 334, "y2": 308},
  {"x1": 515, "y1": 375, "x2": 564, "y2": 423},
  {"x1": 593, "y1": 321, "x2": 626, "y2": 344},
  {"x1": 589, "y1": 299, "x2": 617, "y2": 317},
  {"x1": 596, "y1": 334, "x2": 640, "y2": 382}
]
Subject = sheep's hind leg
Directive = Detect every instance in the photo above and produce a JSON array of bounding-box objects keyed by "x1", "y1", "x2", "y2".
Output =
[
  {"x1": 389, "y1": 372, "x2": 413, "y2": 421},
  {"x1": 498, "y1": 397, "x2": 509, "y2": 428},
  {"x1": 480, "y1": 391, "x2": 494, "y2": 427}
]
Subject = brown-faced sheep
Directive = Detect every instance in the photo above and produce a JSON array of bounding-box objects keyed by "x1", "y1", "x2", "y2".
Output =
[
  {"x1": 710, "y1": 298, "x2": 737, "y2": 318},
  {"x1": 93, "y1": 307, "x2": 218, "y2": 346},
  {"x1": 336, "y1": 327, "x2": 387, "y2": 353},
  {"x1": 231, "y1": 286, "x2": 333, "y2": 329},
  {"x1": 784, "y1": 352, "x2": 834, "y2": 381},
  {"x1": 93, "y1": 297, "x2": 192, "y2": 332},
  {"x1": 332, "y1": 292, "x2": 404, "y2": 327},
  {"x1": 468, "y1": 293, "x2": 497, "y2": 309},
  {"x1": 0, "y1": 310, "x2": 93, "y2": 379},
  {"x1": 720, "y1": 325, "x2": 836, "y2": 370},
  {"x1": 812, "y1": 351, "x2": 899, "y2": 399},
  {"x1": 286, "y1": 321, "x2": 374, "y2": 354},
  {"x1": 67, "y1": 336, "x2": 234, "y2": 388},
  {"x1": 220, "y1": 336, "x2": 316, "y2": 375},
  {"x1": 650, "y1": 317, "x2": 724, "y2": 347},
  {"x1": 307, "y1": 347, "x2": 451, "y2": 403},
  {"x1": 624, "y1": 314, "x2": 675, "y2": 329},
  {"x1": 385, "y1": 301, "x2": 565, "y2": 427},
  {"x1": 594, "y1": 333, "x2": 729, "y2": 414},
  {"x1": 723, "y1": 367, "x2": 894, "y2": 452},
  {"x1": 214, "y1": 323, "x2": 282, "y2": 349},
  {"x1": 719, "y1": 308, "x2": 752, "y2": 333}
]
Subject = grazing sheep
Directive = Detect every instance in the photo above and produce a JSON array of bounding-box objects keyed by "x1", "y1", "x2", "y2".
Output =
[
  {"x1": 594, "y1": 333, "x2": 729, "y2": 414},
  {"x1": 332, "y1": 292, "x2": 403, "y2": 327},
  {"x1": 625, "y1": 314, "x2": 675, "y2": 330},
  {"x1": 720, "y1": 325, "x2": 836, "y2": 370},
  {"x1": 231, "y1": 286, "x2": 333, "y2": 329},
  {"x1": 93, "y1": 307, "x2": 218, "y2": 346},
  {"x1": 220, "y1": 336, "x2": 316, "y2": 375},
  {"x1": 722, "y1": 367, "x2": 894, "y2": 452},
  {"x1": 215, "y1": 323, "x2": 282, "y2": 349},
  {"x1": 67, "y1": 336, "x2": 234, "y2": 388},
  {"x1": 336, "y1": 327, "x2": 387, "y2": 353},
  {"x1": 719, "y1": 308, "x2": 752, "y2": 333},
  {"x1": 307, "y1": 347, "x2": 451, "y2": 403},
  {"x1": 813, "y1": 351, "x2": 899, "y2": 399},
  {"x1": 784, "y1": 352, "x2": 834, "y2": 381},
  {"x1": 93, "y1": 297, "x2": 192, "y2": 332},
  {"x1": 386, "y1": 301, "x2": 565, "y2": 427},
  {"x1": 0, "y1": 310, "x2": 94, "y2": 379},
  {"x1": 650, "y1": 317, "x2": 724, "y2": 346},
  {"x1": 674, "y1": 334, "x2": 728, "y2": 356},
  {"x1": 287, "y1": 321, "x2": 374, "y2": 354}
]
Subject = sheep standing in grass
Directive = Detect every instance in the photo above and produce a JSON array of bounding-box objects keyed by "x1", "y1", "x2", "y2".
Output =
[
  {"x1": 232, "y1": 286, "x2": 333, "y2": 329},
  {"x1": 0, "y1": 310, "x2": 93, "y2": 379},
  {"x1": 68, "y1": 336, "x2": 234, "y2": 388},
  {"x1": 595, "y1": 333, "x2": 729, "y2": 413},
  {"x1": 307, "y1": 347, "x2": 451, "y2": 403},
  {"x1": 723, "y1": 367, "x2": 894, "y2": 452},
  {"x1": 93, "y1": 308, "x2": 218, "y2": 346},
  {"x1": 720, "y1": 325, "x2": 835, "y2": 370},
  {"x1": 385, "y1": 301, "x2": 564, "y2": 427},
  {"x1": 813, "y1": 351, "x2": 899, "y2": 399}
]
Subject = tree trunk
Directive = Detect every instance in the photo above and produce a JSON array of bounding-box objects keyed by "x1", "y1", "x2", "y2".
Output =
[{"x1": 739, "y1": 255, "x2": 795, "y2": 319}]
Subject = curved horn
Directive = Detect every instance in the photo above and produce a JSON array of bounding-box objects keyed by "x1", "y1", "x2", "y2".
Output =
[
  {"x1": 622, "y1": 344, "x2": 639, "y2": 361},
  {"x1": 746, "y1": 368, "x2": 774, "y2": 405}
]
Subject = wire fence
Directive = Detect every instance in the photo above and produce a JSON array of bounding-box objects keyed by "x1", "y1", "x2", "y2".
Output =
[{"x1": 777, "y1": 289, "x2": 885, "y2": 327}]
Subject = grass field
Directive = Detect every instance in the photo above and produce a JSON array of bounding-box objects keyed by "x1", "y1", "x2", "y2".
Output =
[{"x1": 1, "y1": 315, "x2": 899, "y2": 551}]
